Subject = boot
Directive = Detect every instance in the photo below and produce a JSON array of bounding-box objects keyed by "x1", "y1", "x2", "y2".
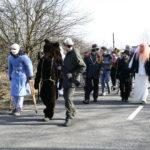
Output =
[{"x1": 83, "y1": 99, "x2": 90, "y2": 104}]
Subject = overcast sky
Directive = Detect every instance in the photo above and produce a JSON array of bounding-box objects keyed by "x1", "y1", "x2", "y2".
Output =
[{"x1": 73, "y1": 0, "x2": 150, "y2": 48}]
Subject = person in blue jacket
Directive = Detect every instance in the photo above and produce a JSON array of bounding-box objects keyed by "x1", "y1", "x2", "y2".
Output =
[{"x1": 8, "y1": 43, "x2": 33, "y2": 116}]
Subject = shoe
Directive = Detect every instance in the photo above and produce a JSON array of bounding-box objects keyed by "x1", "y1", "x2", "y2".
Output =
[
  {"x1": 100, "y1": 92, "x2": 106, "y2": 96},
  {"x1": 64, "y1": 119, "x2": 73, "y2": 127},
  {"x1": 113, "y1": 87, "x2": 116, "y2": 90},
  {"x1": 10, "y1": 108, "x2": 16, "y2": 115},
  {"x1": 93, "y1": 99, "x2": 97, "y2": 102},
  {"x1": 121, "y1": 98, "x2": 125, "y2": 102},
  {"x1": 124, "y1": 97, "x2": 128, "y2": 102},
  {"x1": 141, "y1": 101, "x2": 147, "y2": 104},
  {"x1": 14, "y1": 109, "x2": 21, "y2": 116},
  {"x1": 43, "y1": 117, "x2": 52, "y2": 122},
  {"x1": 83, "y1": 99, "x2": 89, "y2": 104}
]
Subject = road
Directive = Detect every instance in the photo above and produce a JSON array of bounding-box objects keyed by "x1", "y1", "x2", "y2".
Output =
[{"x1": 0, "y1": 88, "x2": 150, "y2": 150}]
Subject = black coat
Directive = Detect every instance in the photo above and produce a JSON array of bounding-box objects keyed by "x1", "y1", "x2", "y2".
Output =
[
  {"x1": 83, "y1": 53, "x2": 101, "y2": 79},
  {"x1": 117, "y1": 57, "x2": 132, "y2": 81},
  {"x1": 130, "y1": 55, "x2": 150, "y2": 76},
  {"x1": 62, "y1": 49, "x2": 86, "y2": 88}
]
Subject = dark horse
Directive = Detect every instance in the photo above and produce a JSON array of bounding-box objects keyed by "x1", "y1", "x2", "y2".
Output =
[{"x1": 34, "y1": 39, "x2": 63, "y2": 120}]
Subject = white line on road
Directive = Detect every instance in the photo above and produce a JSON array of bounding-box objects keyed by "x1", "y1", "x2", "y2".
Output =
[{"x1": 127, "y1": 105, "x2": 144, "y2": 120}]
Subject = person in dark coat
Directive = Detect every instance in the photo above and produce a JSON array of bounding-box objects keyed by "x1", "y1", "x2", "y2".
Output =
[
  {"x1": 116, "y1": 50, "x2": 133, "y2": 102},
  {"x1": 82, "y1": 44, "x2": 102, "y2": 104},
  {"x1": 34, "y1": 39, "x2": 63, "y2": 121},
  {"x1": 110, "y1": 51, "x2": 118, "y2": 90},
  {"x1": 62, "y1": 38, "x2": 86, "y2": 127}
]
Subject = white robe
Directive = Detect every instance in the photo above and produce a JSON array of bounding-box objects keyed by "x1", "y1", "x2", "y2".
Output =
[{"x1": 133, "y1": 57, "x2": 149, "y2": 102}]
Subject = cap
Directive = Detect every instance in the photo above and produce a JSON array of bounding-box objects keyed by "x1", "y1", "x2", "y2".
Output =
[
  {"x1": 125, "y1": 45, "x2": 132, "y2": 50},
  {"x1": 101, "y1": 46, "x2": 107, "y2": 50},
  {"x1": 63, "y1": 38, "x2": 74, "y2": 46},
  {"x1": 92, "y1": 44, "x2": 99, "y2": 50}
]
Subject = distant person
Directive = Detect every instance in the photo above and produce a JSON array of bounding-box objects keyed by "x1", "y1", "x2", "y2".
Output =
[
  {"x1": 8, "y1": 43, "x2": 33, "y2": 116},
  {"x1": 125, "y1": 45, "x2": 132, "y2": 56},
  {"x1": 100, "y1": 46, "x2": 113, "y2": 96},
  {"x1": 110, "y1": 51, "x2": 117, "y2": 90},
  {"x1": 129, "y1": 43, "x2": 150, "y2": 104},
  {"x1": 62, "y1": 38, "x2": 86, "y2": 126},
  {"x1": 117, "y1": 50, "x2": 133, "y2": 102},
  {"x1": 83, "y1": 44, "x2": 102, "y2": 104}
]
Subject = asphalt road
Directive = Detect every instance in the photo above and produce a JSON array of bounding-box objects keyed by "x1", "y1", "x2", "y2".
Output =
[{"x1": 0, "y1": 88, "x2": 150, "y2": 150}]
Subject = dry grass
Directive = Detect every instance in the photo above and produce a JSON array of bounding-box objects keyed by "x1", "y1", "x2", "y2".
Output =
[
  {"x1": 0, "y1": 72, "x2": 10, "y2": 109},
  {"x1": 0, "y1": 72, "x2": 10, "y2": 100}
]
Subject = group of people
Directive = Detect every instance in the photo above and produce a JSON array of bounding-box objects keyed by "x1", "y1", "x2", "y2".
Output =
[
  {"x1": 8, "y1": 38, "x2": 86, "y2": 127},
  {"x1": 82, "y1": 43, "x2": 150, "y2": 105},
  {"x1": 8, "y1": 38, "x2": 150, "y2": 127}
]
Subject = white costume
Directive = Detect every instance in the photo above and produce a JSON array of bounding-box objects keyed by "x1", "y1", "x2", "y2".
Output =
[{"x1": 129, "y1": 45, "x2": 150, "y2": 103}]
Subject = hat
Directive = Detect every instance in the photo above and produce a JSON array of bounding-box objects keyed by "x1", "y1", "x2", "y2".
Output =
[
  {"x1": 63, "y1": 38, "x2": 74, "y2": 46},
  {"x1": 92, "y1": 44, "x2": 99, "y2": 50},
  {"x1": 125, "y1": 45, "x2": 132, "y2": 50},
  {"x1": 123, "y1": 50, "x2": 130, "y2": 56},
  {"x1": 101, "y1": 46, "x2": 107, "y2": 50}
]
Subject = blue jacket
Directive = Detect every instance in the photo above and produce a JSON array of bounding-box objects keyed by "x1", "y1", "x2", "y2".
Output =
[
  {"x1": 101, "y1": 54, "x2": 113, "y2": 71},
  {"x1": 8, "y1": 54, "x2": 33, "y2": 96}
]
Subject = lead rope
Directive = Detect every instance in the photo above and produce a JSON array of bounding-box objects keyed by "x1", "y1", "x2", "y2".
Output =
[{"x1": 41, "y1": 57, "x2": 56, "y2": 85}]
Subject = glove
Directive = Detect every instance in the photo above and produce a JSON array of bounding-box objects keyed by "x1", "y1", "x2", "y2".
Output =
[
  {"x1": 34, "y1": 82, "x2": 39, "y2": 89},
  {"x1": 58, "y1": 78, "x2": 63, "y2": 90},
  {"x1": 71, "y1": 78, "x2": 80, "y2": 87}
]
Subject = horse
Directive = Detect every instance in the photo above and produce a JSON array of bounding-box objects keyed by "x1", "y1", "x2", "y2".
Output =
[{"x1": 34, "y1": 39, "x2": 63, "y2": 120}]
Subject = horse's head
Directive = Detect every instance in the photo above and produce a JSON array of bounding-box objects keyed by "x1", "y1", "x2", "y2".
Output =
[{"x1": 43, "y1": 39, "x2": 61, "y2": 60}]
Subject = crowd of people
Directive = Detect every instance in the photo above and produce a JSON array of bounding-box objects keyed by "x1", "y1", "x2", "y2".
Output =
[{"x1": 7, "y1": 38, "x2": 150, "y2": 126}]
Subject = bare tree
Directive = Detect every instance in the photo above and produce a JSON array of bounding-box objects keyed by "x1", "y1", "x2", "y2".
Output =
[{"x1": 0, "y1": 0, "x2": 89, "y2": 70}]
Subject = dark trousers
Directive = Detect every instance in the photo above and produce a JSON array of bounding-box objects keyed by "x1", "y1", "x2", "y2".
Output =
[
  {"x1": 110, "y1": 67, "x2": 117, "y2": 87},
  {"x1": 119, "y1": 78, "x2": 132, "y2": 100},
  {"x1": 84, "y1": 77, "x2": 99, "y2": 100},
  {"x1": 40, "y1": 81, "x2": 57, "y2": 119}
]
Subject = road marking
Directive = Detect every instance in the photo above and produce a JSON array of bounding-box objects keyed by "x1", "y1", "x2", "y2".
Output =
[{"x1": 127, "y1": 105, "x2": 144, "y2": 120}]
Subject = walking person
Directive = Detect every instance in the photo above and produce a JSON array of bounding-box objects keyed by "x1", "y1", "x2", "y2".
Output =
[
  {"x1": 8, "y1": 43, "x2": 33, "y2": 116},
  {"x1": 110, "y1": 51, "x2": 118, "y2": 90},
  {"x1": 100, "y1": 47, "x2": 113, "y2": 96},
  {"x1": 129, "y1": 43, "x2": 150, "y2": 104},
  {"x1": 117, "y1": 50, "x2": 132, "y2": 102},
  {"x1": 62, "y1": 38, "x2": 86, "y2": 126},
  {"x1": 83, "y1": 44, "x2": 102, "y2": 104},
  {"x1": 125, "y1": 45, "x2": 133, "y2": 56}
]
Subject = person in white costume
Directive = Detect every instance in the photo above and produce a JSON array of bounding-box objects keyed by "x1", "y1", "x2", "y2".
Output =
[{"x1": 129, "y1": 43, "x2": 150, "y2": 104}]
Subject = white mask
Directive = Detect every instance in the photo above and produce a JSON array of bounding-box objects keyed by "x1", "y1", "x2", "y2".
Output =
[{"x1": 11, "y1": 43, "x2": 20, "y2": 55}]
